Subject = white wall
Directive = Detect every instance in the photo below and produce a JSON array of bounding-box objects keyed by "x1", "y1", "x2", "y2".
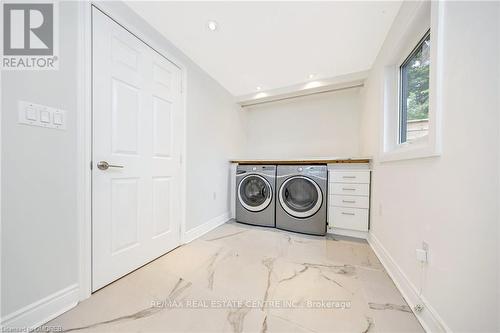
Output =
[
  {"x1": 243, "y1": 89, "x2": 361, "y2": 158},
  {"x1": 360, "y1": 1, "x2": 499, "y2": 332},
  {"x1": 1, "y1": 1, "x2": 80, "y2": 317},
  {"x1": 1, "y1": 0, "x2": 246, "y2": 325},
  {"x1": 184, "y1": 67, "x2": 246, "y2": 231}
]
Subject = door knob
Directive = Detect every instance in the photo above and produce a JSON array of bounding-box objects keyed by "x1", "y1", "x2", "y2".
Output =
[{"x1": 97, "y1": 161, "x2": 124, "y2": 170}]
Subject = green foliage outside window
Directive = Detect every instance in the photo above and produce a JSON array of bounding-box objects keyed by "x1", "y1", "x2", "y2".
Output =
[{"x1": 405, "y1": 33, "x2": 430, "y2": 121}]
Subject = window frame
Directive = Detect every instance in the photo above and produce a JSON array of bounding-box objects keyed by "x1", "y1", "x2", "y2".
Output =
[
  {"x1": 380, "y1": 1, "x2": 443, "y2": 162},
  {"x1": 398, "y1": 29, "x2": 431, "y2": 145}
]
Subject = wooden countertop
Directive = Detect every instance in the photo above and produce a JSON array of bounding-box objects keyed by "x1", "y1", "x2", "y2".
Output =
[{"x1": 230, "y1": 158, "x2": 371, "y2": 165}]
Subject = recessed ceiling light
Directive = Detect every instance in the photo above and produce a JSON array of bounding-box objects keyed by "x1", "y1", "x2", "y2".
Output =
[
  {"x1": 308, "y1": 74, "x2": 315, "y2": 79},
  {"x1": 207, "y1": 20, "x2": 218, "y2": 31},
  {"x1": 304, "y1": 81, "x2": 322, "y2": 89},
  {"x1": 256, "y1": 86, "x2": 262, "y2": 91}
]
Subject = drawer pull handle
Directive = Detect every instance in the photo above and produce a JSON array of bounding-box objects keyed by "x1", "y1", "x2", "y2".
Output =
[
  {"x1": 342, "y1": 188, "x2": 356, "y2": 191},
  {"x1": 342, "y1": 176, "x2": 356, "y2": 179},
  {"x1": 342, "y1": 200, "x2": 356, "y2": 203},
  {"x1": 341, "y1": 212, "x2": 355, "y2": 216}
]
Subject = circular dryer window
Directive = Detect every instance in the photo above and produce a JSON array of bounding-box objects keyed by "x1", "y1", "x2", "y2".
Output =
[
  {"x1": 238, "y1": 174, "x2": 272, "y2": 212},
  {"x1": 279, "y1": 176, "x2": 323, "y2": 218}
]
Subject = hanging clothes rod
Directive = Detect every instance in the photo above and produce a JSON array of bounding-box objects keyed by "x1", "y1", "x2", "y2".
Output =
[{"x1": 239, "y1": 83, "x2": 364, "y2": 108}]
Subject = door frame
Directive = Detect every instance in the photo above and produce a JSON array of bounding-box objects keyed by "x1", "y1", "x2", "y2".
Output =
[{"x1": 76, "y1": 2, "x2": 187, "y2": 301}]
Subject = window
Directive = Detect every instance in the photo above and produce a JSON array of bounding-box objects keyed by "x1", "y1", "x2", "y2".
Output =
[
  {"x1": 399, "y1": 30, "x2": 431, "y2": 144},
  {"x1": 381, "y1": 1, "x2": 442, "y2": 162}
]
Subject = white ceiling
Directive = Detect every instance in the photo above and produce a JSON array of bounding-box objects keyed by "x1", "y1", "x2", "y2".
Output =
[{"x1": 125, "y1": 1, "x2": 401, "y2": 97}]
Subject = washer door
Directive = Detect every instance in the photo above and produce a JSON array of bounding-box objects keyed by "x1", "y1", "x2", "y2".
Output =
[
  {"x1": 238, "y1": 174, "x2": 273, "y2": 212},
  {"x1": 279, "y1": 176, "x2": 323, "y2": 218}
]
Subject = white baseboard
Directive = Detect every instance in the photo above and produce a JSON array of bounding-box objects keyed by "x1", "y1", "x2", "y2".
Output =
[
  {"x1": 367, "y1": 234, "x2": 451, "y2": 333},
  {"x1": 183, "y1": 212, "x2": 230, "y2": 244},
  {"x1": 328, "y1": 227, "x2": 368, "y2": 239},
  {"x1": 1, "y1": 284, "x2": 79, "y2": 330}
]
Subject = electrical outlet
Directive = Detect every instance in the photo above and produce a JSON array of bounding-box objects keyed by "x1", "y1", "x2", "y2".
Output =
[
  {"x1": 413, "y1": 304, "x2": 424, "y2": 312},
  {"x1": 378, "y1": 203, "x2": 383, "y2": 216},
  {"x1": 416, "y1": 249, "x2": 427, "y2": 263},
  {"x1": 213, "y1": 192, "x2": 217, "y2": 200}
]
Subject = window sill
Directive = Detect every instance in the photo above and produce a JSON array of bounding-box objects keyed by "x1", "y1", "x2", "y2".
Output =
[{"x1": 380, "y1": 143, "x2": 441, "y2": 163}]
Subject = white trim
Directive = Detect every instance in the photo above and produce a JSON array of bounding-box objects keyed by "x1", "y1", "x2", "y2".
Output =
[
  {"x1": 380, "y1": 1, "x2": 444, "y2": 163},
  {"x1": 327, "y1": 227, "x2": 368, "y2": 239},
  {"x1": 368, "y1": 233, "x2": 451, "y2": 333},
  {"x1": 183, "y1": 212, "x2": 231, "y2": 244},
  {"x1": 77, "y1": 0, "x2": 92, "y2": 302},
  {"x1": 379, "y1": 142, "x2": 441, "y2": 163},
  {"x1": 1, "y1": 284, "x2": 79, "y2": 330},
  {"x1": 0, "y1": 46, "x2": 3, "y2": 331},
  {"x1": 77, "y1": 1, "x2": 188, "y2": 302},
  {"x1": 91, "y1": 2, "x2": 185, "y2": 71},
  {"x1": 0, "y1": 42, "x2": 3, "y2": 331},
  {"x1": 236, "y1": 70, "x2": 367, "y2": 107}
]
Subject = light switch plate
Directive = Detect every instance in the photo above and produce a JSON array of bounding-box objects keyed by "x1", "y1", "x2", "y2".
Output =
[
  {"x1": 53, "y1": 112, "x2": 63, "y2": 125},
  {"x1": 40, "y1": 110, "x2": 51, "y2": 123},
  {"x1": 25, "y1": 106, "x2": 37, "y2": 121},
  {"x1": 18, "y1": 101, "x2": 66, "y2": 130}
]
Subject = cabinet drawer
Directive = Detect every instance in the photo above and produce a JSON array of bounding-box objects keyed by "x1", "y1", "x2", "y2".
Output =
[
  {"x1": 329, "y1": 207, "x2": 368, "y2": 231},
  {"x1": 329, "y1": 183, "x2": 369, "y2": 196},
  {"x1": 330, "y1": 195, "x2": 369, "y2": 209},
  {"x1": 329, "y1": 171, "x2": 370, "y2": 184}
]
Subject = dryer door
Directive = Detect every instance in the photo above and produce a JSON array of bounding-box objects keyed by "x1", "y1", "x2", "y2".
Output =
[
  {"x1": 238, "y1": 174, "x2": 273, "y2": 212},
  {"x1": 279, "y1": 176, "x2": 323, "y2": 218}
]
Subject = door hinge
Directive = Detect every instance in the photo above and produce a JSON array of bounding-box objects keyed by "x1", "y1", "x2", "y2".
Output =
[{"x1": 90, "y1": 160, "x2": 93, "y2": 170}]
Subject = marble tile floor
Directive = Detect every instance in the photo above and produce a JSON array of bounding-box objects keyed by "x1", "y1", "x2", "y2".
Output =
[{"x1": 46, "y1": 221, "x2": 424, "y2": 333}]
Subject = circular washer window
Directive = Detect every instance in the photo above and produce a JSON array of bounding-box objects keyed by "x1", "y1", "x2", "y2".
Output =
[
  {"x1": 238, "y1": 174, "x2": 272, "y2": 212},
  {"x1": 279, "y1": 176, "x2": 323, "y2": 218}
]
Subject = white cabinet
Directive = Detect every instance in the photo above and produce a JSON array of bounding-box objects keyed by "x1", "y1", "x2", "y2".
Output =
[
  {"x1": 329, "y1": 183, "x2": 370, "y2": 196},
  {"x1": 327, "y1": 168, "x2": 371, "y2": 238},
  {"x1": 329, "y1": 171, "x2": 370, "y2": 183},
  {"x1": 329, "y1": 207, "x2": 369, "y2": 231},
  {"x1": 330, "y1": 195, "x2": 369, "y2": 209}
]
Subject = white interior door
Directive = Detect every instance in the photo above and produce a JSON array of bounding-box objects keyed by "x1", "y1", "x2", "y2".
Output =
[{"x1": 92, "y1": 8, "x2": 183, "y2": 291}]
